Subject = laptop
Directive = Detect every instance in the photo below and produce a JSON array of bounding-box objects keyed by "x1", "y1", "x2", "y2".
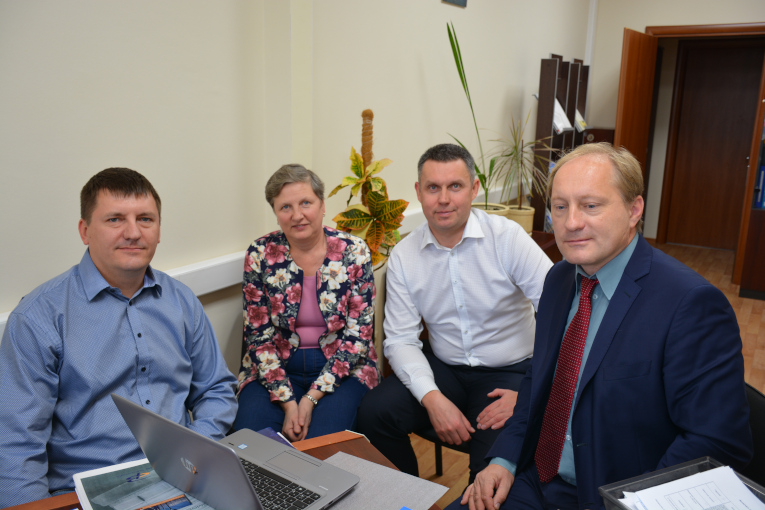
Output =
[{"x1": 112, "y1": 394, "x2": 359, "y2": 510}]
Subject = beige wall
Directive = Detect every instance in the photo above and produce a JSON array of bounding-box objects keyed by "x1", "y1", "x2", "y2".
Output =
[
  {"x1": 589, "y1": 0, "x2": 765, "y2": 128},
  {"x1": 312, "y1": 0, "x2": 591, "y2": 222},
  {"x1": 4, "y1": 0, "x2": 764, "y2": 372},
  {"x1": 0, "y1": 0, "x2": 593, "y2": 373},
  {"x1": 0, "y1": 0, "x2": 268, "y2": 307},
  {"x1": 0, "y1": 0, "x2": 276, "y2": 371}
]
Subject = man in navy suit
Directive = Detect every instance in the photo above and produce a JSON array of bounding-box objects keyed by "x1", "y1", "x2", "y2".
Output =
[{"x1": 450, "y1": 143, "x2": 752, "y2": 510}]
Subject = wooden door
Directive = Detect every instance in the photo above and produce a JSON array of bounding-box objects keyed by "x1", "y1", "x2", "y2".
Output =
[
  {"x1": 735, "y1": 54, "x2": 765, "y2": 287},
  {"x1": 662, "y1": 40, "x2": 765, "y2": 250},
  {"x1": 614, "y1": 29, "x2": 658, "y2": 174}
]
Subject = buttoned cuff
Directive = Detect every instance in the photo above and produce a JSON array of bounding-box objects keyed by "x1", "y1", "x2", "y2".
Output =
[{"x1": 410, "y1": 377, "x2": 440, "y2": 404}]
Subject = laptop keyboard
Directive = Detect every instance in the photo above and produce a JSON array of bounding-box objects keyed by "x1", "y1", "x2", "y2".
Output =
[{"x1": 240, "y1": 457, "x2": 322, "y2": 510}]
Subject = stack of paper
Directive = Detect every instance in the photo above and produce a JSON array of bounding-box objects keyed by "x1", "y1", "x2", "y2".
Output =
[{"x1": 619, "y1": 466, "x2": 765, "y2": 510}]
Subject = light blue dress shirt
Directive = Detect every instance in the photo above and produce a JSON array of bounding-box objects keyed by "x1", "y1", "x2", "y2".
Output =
[
  {"x1": 0, "y1": 250, "x2": 238, "y2": 506},
  {"x1": 491, "y1": 234, "x2": 639, "y2": 485}
]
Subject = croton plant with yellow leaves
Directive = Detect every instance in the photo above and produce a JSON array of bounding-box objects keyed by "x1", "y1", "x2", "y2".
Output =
[{"x1": 329, "y1": 109, "x2": 408, "y2": 268}]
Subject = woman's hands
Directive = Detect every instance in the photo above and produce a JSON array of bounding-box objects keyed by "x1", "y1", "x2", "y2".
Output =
[{"x1": 279, "y1": 389, "x2": 324, "y2": 441}]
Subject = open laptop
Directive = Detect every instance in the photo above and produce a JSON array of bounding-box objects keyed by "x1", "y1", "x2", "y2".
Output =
[{"x1": 112, "y1": 394, "x2": 359, "y2": 510}]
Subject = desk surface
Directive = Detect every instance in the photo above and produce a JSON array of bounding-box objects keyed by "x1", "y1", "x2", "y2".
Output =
[{"x1": 7, "y1": 431, "x2": 439, "y2": 510}]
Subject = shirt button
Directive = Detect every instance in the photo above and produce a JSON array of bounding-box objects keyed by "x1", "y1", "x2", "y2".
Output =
[
  {"x1": 566, "y1": 434, "x2": 572, "y2": 440},
  {"x1": 146, "y1": 400, "x2": 151, "y2": 405},
  {"x1": 129, "y1": 301, "x2": 133, "y2": 306},
  {"x1": 141, "y1": 367, "x2": 146, "y2": 372},
  {"x1": 137, "y1": 333, "x2": 142, "y2": 338}
]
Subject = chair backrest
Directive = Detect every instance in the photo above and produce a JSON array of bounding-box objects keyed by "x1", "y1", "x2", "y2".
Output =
[{"x1": 739, "y1": 383, "x2": 765, "y2": 486}]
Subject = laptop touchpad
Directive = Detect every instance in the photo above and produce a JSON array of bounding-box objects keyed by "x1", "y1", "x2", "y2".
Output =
[{"x1": 268, "y1": 451, "x2": 321, "y2": 478}]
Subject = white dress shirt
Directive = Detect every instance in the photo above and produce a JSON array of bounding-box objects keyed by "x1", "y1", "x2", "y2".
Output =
[{"x1": 383, "y1": 208, "x2": 553, "y2": 402}]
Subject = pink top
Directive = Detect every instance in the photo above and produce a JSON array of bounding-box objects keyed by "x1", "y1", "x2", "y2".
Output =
[{"x1": 296, "y1": 275, "x2": 325, "y2": 349}]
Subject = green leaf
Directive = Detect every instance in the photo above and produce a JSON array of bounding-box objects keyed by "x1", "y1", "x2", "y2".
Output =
[
  {"x1": 448, "y1": 23, "x2": 469, "y2": 103},
  {"x1": 349, "y1": 147, "x2": 364, "y2": 178},
  {"x1": 365, "y1": 190, "x2": 385, "y2": 212},
  {"x1": 332, "y1": 207, "x2": 372, "y2": 230},
  {"x1": 375, "y1": 200, "x2": 408, "y2": 228},
  {"x1": 366, "y1": 220, "x2": 385, "y2": 251},
  {"x1": 447, "y1": 22, "x2": 489, "y2": 202},
  {"x1": 328, "y1": 176, "x2": 360, "y2": 198},
  {"x1": 369, "y1": 249, "x2": 383, "y2": 267},
  {"x1": 328, "y1": 183, "x2": 345, "y2": 198},
  {"x1": 383, "y1": 229, "x2": 401, "y2": 245},
  {"x1": 341, "y1": 176, "x2": 360, "y2": 187},
  {"x1": 369, "y1": 177, "x2": 385, "y2": 192},
  {"x1": 366, "y1": 158, "x2": 392, "y2": 176}
]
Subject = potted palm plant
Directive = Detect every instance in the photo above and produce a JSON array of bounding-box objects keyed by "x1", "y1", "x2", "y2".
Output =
[
  {"x1": 491, "y1": 110, "x2": 553, "y2": 233},
  {"x1": 447, "y1": 22, "x2": 510, "y2": 216}
]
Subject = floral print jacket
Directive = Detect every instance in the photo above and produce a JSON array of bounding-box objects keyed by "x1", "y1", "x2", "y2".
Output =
[{"x1": 238, "y1": 227, "x2": 380, "y2": 403}]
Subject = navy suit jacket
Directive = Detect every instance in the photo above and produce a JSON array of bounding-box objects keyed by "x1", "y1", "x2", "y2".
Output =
[{"x1": 489, "y1": 235, "x2": 752, "y2": 509}]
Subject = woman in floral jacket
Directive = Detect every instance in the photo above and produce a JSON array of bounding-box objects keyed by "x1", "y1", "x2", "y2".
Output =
[{"x1": 234, "y1": 164, "x2": 380, "y2": 441}]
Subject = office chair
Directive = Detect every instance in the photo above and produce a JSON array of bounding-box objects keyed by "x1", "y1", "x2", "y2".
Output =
[
  {"x1": 414, "y1": 427, "x2": 471, "y2": 477},
  {"x1": 740, "y1": 383, "x2": 765, "y2": 486}
]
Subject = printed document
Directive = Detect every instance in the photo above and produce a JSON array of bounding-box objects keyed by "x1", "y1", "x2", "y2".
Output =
[{"x1": 621, "y1": 466, "x2": 765, "y2": 510}]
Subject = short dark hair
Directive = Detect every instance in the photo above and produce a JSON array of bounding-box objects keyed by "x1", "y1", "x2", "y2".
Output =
[
  {"x1": 417, "y1": 143, "x2": 476, "y2": 182},
  {"x1": 80, "y1": 168, "x2": 161, "y2": 223},
  {"x1": 265, "y1": 164, "x2": 325, "y2": 207}
]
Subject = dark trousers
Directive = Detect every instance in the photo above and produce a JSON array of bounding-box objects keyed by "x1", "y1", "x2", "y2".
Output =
[
  {"x1": 357, "y1": 353, "x2": 530, "y2": 482},
  {"x1": 444, "y1": 463, "x2": 579, "y2": 510}
]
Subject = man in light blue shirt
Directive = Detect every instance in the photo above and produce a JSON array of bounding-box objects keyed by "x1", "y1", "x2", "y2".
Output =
[{"x1": 0, "y1": 168, "x2": 238, "y2": 507}]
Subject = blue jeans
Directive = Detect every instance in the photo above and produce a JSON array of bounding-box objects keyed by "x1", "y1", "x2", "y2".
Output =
[{"x1": 233, "y1": 348, "x2": 370, "y2": 439}]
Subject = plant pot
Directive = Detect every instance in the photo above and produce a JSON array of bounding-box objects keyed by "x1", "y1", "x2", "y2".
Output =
[
  {"x1": 505, "y1": 205, "x2": 535, "y2": 233},
  {"x1": 472, "y1": 202, "x2": 511, "y2": 217}
]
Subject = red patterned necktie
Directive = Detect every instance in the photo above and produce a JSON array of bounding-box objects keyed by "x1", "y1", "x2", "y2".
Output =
[{"x1": 534, "y1": 277, "x2": 599, "y2": 483}]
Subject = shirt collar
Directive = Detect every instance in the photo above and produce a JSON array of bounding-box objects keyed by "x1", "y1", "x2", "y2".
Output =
[
  {"x1": 420, "y1": 209, "x2": 486, "y2": 250},
  {"x1": 79, "y1": 249, "x2": 161, "y2": 302},
  {"x1": 575, "y1": 233, "x2": 639, "y2": 300}
]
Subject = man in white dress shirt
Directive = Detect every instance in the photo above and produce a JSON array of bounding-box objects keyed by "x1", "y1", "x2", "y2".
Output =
[{"x1": 357, "y1": 143, "x2": 553, "y2": 481}]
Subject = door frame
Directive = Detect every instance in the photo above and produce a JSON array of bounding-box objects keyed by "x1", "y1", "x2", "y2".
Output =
[{"x1": 615, "y1": 22, "x2": 765, "y2": 284}]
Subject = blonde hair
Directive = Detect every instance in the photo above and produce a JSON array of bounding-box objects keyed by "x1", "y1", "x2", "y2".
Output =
[{"x1": 548, "y1": 143, "x2": 644, "y2": 232}]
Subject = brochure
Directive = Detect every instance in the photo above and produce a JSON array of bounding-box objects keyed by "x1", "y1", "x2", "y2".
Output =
[{"x1": 73, "y1": 459, "x2": 214, "y2": 510}]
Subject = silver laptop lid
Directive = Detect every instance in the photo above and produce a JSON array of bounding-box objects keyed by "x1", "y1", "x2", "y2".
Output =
[
  {"x1": 112, "y1": 394, "x2": 261, "y2": 509},
  {"x1": 112, "y1": 394, "x2": 359, "y2": 510}
]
